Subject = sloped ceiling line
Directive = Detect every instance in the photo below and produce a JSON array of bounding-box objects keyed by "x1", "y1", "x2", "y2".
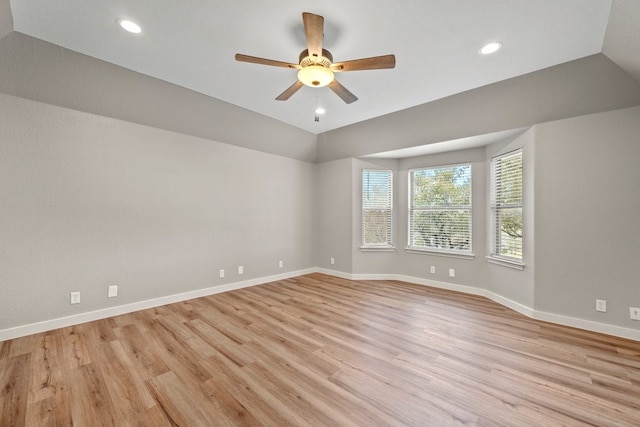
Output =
[{"x1": 2, "y1": 1, "x2": 640, "y2": 162}]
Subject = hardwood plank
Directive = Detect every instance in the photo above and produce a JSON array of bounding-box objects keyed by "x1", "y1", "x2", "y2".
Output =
[
  {"x1": 203, "y1": 354, "x2": 293, "y2": 427},
  {"x1": 1, "y1": 273, "x2": 640, "y2": 426},
  {"x1": 146, "y1": 371, "x2": 222, "y2": 426},
  {"x1": 0, "y1": 353, "x2": 30, "y2": 426}
]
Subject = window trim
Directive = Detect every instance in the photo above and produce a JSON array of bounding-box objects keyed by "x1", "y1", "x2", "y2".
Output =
[
  {"x1": 407, "y1": 162, "x2": 473, "y2": 255},
  {"x1": 360, "y1": 169, "x2": 394, "y2": 250},
  {"x1": 489, "y1": 148, "x2": 524, "y2": 267},
  {"x1": 486, "y1": 255, "x2": 524, "y2": 270},
  {"x1": 406, "y1": 247, "x2": 475, "y2": 260}
]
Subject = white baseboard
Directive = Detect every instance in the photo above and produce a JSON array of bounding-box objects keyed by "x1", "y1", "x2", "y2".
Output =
[
  {"x1": 315, "y1": 268, "x2": 354, "y2": 280},
  {"x1": 0, "y1": 268, "x2": 315, "y2": 342},
  {"x1": 321, "y1": 269, "x2": 640, "y2": 342},
  {"x1": 3, "y1": 267, "x2": 639, "y2": 342}
]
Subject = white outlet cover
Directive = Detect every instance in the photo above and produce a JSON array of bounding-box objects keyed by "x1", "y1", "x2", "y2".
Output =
[
  {"x1": 108, "y1": 285, "x2": 118, "y2": 298},
  {"x1": 70, "y1": 292, "x2": 80, "y2": 304},
  {"x1": 449, "y1": 269, "x2": 455, "y2": 277},
  {"x1": 219, "y1": 269, "x2": 225, "y2": 278},
  {"x1": 430, "y1": 266, "x2": 436, "y2": 274},
  {"x1": 238, "y1": 266, "x2": 244, "y2": 275}
]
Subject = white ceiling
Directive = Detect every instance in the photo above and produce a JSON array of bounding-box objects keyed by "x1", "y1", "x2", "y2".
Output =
[{"x1": 9, "y1": 0, "x2": 613, "y2": 135}]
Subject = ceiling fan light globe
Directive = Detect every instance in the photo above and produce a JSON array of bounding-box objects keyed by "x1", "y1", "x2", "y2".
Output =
[{"x1": 298, "y1": 66, "x2": 334, "y2": 87}]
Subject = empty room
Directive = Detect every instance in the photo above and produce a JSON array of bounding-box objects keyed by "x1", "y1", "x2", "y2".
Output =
[{"x1": 1, "y1": 1, "x2": 640, "y2": 425}]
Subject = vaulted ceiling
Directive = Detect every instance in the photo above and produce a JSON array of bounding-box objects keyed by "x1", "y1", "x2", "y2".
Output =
[{"x1": 1, "y1": 1, "x2": 639, "y2": 161}]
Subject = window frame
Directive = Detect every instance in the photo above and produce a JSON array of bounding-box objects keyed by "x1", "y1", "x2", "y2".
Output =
[
  {"x1": 360, "y1": 169, "x2": 394, "y2": 249},
  {"x1": 407, "y1": 163, "x2": 473, "y2": 258},
  {"x1": 488, "y1": 149, "x2": 524, "y2": 268}
]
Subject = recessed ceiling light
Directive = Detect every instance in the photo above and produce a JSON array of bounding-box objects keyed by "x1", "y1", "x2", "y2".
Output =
[
  {"x1": 315, "y1": 107, "x2": 326, "y2": 115},
  {"x1": 119, "y1": 19, "x2": 142, "y2": 34},
  {"x1": 480, "y1": 41, "x2": 502, "y2": 55}
]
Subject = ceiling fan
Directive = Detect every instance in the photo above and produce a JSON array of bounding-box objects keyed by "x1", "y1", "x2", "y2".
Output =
[{"x1": 235, "y1": 12, "x2": 396, "y2": 104}]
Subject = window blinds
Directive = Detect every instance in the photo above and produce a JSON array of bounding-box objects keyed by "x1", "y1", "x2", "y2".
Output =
[
  {"x1": 362, "y1": 170, "x2": 393, "y2": 246},
  {"x1": 409, "y1": 164, "x2": 472, "y2": 252},
  {"x1": 491, "y1": 150, "x2": 523, "y2": 260}
]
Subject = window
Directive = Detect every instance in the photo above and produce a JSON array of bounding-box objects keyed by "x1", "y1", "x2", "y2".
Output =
[
  {"x1": 408, "y1": 164, "x2": 472, "y2": 254},
  {"x1": 490, "y1": 149, "x2": 523, "y2": 262},
  {"x1": 361, "y1": 169, "x2": 393, "y2": 247}
]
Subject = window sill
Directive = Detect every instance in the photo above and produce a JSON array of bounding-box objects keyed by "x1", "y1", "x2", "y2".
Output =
[
  {"x1": 360, "y1": 246, "x2": 396, "y2": 252},
  {"x1": 405, "y1": 248, "x2": 475, "y2": 260},
  {"x1": 486, "y1": 256, "x2": 525, "y2": 270}
]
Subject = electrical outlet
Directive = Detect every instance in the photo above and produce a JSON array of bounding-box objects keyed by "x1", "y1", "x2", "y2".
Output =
[
  {"x1": 430, "y1": 266, "x2": 436, "y2": 274},
  {"x1": 630, "y1": 307, "x2": 640, "y2": 320},
  {"x1": 449, "y1": 268, "x2": 455, "y2": 278},
  {"x1": 219, "y1": 269, "x2": 225, "y2": 278},
  {"x1": 330, "y1": 257, "x2": 335, "y2": 265},
  {"x1": 108, "y1": 285, "x2": 118, "y2": 298},
  {"x1": 595, "y1": 299, "x2": 606, "y2": 312},
  {"x1": 238, "y1": 265, "x2": 244, "y2": 275},
  {"x1": 70, "y1": 292, "x2": 80, "y2": 304},
  {"x1": 279, "y1": 260, "x2": 284, "y2": 269}
]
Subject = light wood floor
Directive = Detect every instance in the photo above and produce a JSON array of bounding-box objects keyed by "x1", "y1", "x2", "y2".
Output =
[{"x1": 2, "y1": 274, "x2": 640, "y2": 426}]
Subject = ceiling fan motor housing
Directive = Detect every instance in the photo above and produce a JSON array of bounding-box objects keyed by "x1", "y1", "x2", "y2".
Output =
[
  {"x1": 299, "y1": 49, "x2": 333, "y2": 68},
  {"x1": 298, "y1": 49, "x2": 335, "y2": 87}
]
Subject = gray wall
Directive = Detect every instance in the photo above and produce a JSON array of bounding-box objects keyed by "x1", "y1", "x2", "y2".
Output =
[
  {"x1": 0, "y1": 93, "x2": 315, "y2": 330},
  {"x1": 0, "y1": 0, "x2": 11, "y2": 39},
  {"x1": 393, "y1": 149, "x2": 488, "y2": 286},
  {"x1": 348, "y1": 150, "x2": 491, "y2": 286},
  {"x1": 351, "y1": 158, "x2": 399, "y2": 274},
  {"x1": 485, "y1": 129, "x2": 536, "y2": 308},
  {"x1": 316, "y1": 54, "x2": 640, "y2": 162},
  {"x1": 534, "y1": 106, "x2": 640, "y2": 325},
  {"x1": 319, "y1": 106, "x2": 640, "y2": 331},
  {"x1": 315, "y1": 159, "x2": 353, "y2": 272},
  {"x1": 2, "y1": 72, "x2": 639, "y2": 336},
  {"x1": 0, "y1": 32, "x2": 317, "y2": 162},
  {"x1": 2, "y1": 10, "x2": 640, "y2": 337}
]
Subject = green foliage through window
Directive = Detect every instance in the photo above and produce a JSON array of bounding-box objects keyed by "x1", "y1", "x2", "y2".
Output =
[
  {"x1": 409, "y1": 164, "x2": 472, "y2": 252},
  {"x1": 491, "y1": 150, "x2": 523, "y2": 260}
]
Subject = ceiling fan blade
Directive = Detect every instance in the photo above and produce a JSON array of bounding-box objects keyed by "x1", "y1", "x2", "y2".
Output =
[
  {"x1": 331, "y1": 54, "x2": 396, "y2": 72},
  {"x1": 235, "y1": 53, "x2": 300, "y2": 69},
  {"x1": 328, "y1": 79, "x2": 358, "y2": 104},
  {"x1": 302, "y1": 12, "x2": 324, "y2": 60},
  {"x1": 276, "y1": 80, "x2": 304, "y2": 101}
]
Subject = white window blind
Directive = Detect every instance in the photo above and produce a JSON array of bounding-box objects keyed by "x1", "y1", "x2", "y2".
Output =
[
  {"x1": 490, "y1": 150, "x2": 523, "y2": 261},
  {"x1": 361, "y1": 169, "x2": 393, "y2": 247},
  {"x1": 409, "y1": 164, "x2": 472, "y2": 253}
]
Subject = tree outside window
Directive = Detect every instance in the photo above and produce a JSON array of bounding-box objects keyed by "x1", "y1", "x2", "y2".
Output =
[
  {"x1": 491, "y1": 150, "x2": 523, "y2": 260},
  {"x1": 409, "y1": 164, "x2": 472, "y2": 253}
]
